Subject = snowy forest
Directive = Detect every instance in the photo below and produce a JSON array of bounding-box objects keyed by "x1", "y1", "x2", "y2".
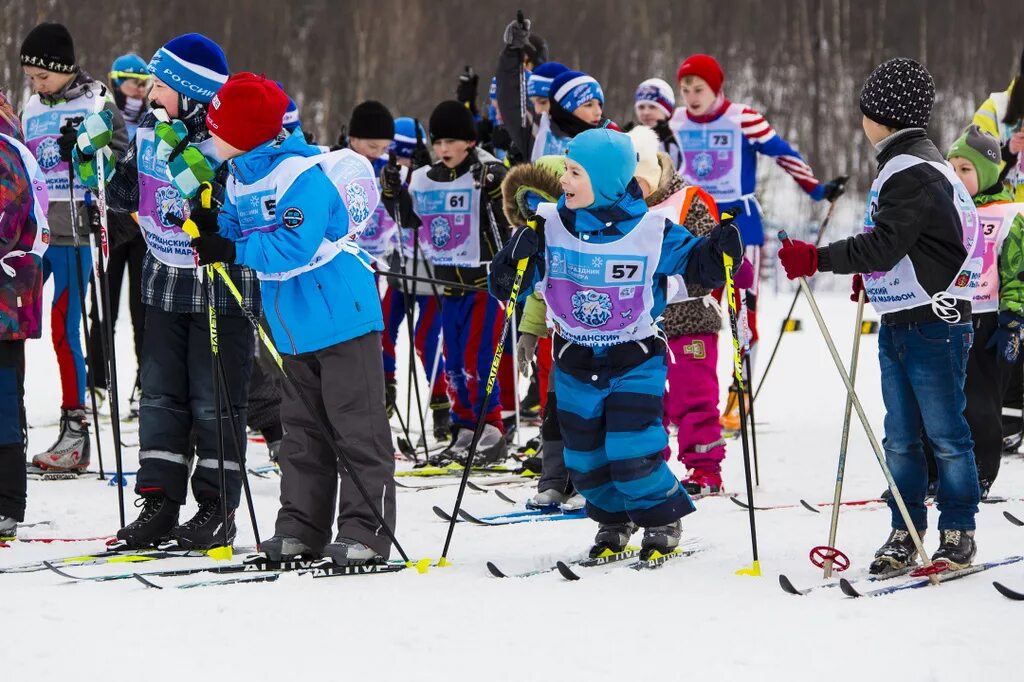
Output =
[{"x1": 2, "y1": 0, "x2": 1022, "y2": 194}]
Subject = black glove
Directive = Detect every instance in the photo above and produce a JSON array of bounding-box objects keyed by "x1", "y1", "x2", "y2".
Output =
[
  {"x1": 988, "y1": 311, "x2": 1024, "y2": 364},
  {"x1": 489, "y1": 226, "x2": 539, "y2": 300},
  {"x1": 457, "y1": 66, "x2": 479, "y2": 113},
  {"x1": 191, "y1": 233, "x2": 236, "y2": 265},
  {"x1": 58, "y1": 119, "x2": 81, "y2": 163},
  {"x1": 189, "y1": 203, "x2": 220, "y2": 235},
  {"x1": 503, "y1": 16, "x2": 531, "y2": 49},
  {"x1": 653, "y1": 118, "x2": 676, "y2": 146},
  {"x1": 474, "y1": 163, "x2": 504, "y2": 201},
  {"x1": 410, "y1": 144, "x2": 431, "y2": 170},
  {"x1": 85, "y1": 201, "x2": 102, "y2": 235},
  {"x1": 380, "y1": 151, "x2": 404, "y2": 200},
  {"x1": 821, "y1": 175, "x2": 849, "y2": 202},
  {"x1": 506, "y1": 225, "x2": 539, "y2": 260},
  {"x1": 491, "y1": 125, "x2": 512, "y2": 152},
  {"x1": 709, "y1": 216, "x2": 744, "y2": 261},
  {"x1": 475, "y1": 118, "x2": 494, "y2": 147}
]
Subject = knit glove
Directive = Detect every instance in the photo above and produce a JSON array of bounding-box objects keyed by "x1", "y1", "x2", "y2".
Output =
[
  {"x1": 75, "y1": 110, "x2": 114, "y2": 155},
  {"x1": 778, "y1": 240, "x2": 818, "y2": 280},
  {"x1": 155, "y1": 119, "x2": 215, "y2": 199},
  {"x1": 850, "y1": 273, "x2": 867, "y2": 302},
  {"x1": 154, "y1": 119, "x2": 189, "y2": 164},
  {"x1": 191, "y1": 233, "x2": 236, "y2": 266},
  {"x1": 987, "y1": 311, "x2": 1024, "y2": 364},
  {"x1": 516, "y1": 332, "x2": 538, "y2": 377},
  {"x1": 734, "y1": 258, "x2": 755, "y2": 289}
]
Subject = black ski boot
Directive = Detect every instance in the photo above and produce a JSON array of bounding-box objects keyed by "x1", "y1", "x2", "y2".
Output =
[
  {"x1": 261, "y1": 535, "x2": 316, "y2": 561},
  {"x1": 931, "y1": 529, "x2": 976, "y2": 571},
  {"x1": 589, "y1": 521, "x2": 638, "y2": 558},
  {"x1": 869, "y1": 528, "x2": 923, "y2": 575},
  {"x1": 171, "y1": 499, "x2": 236, "y2": 550},
  {"x1": 385, "y1": 379, "x2": 397, "y2": 419},
  {"x1": 116, "y1": 494, "x2": 180, "y2": 549},
  {"x1": 640, "y1": 520, "x2": 682, "y2": 560},
  {"x1": 431, "y1": 402, "x2": 451, "y2": 442}
]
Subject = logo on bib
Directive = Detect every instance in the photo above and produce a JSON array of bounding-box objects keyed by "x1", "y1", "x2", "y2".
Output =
[
  {"x1": 691, "y1": 152, "x2": 714, "y2": 179},
  {"x1": 571, "y1": 289, "x2": 613, "y2": 328},
  {"x1": 282, "y1": 207, "x2": 304, "y2": 228},
  {"x1": 430, "y1": 217, "x2": 451, "y2": 248},
  {"x1": 345, "y1": 182, "x2": 371, "y2": 224},
  {"x1": 155, "y1": 185, "x2": 186, "y2": 229},
  {"x1": 37, "y1": 138, "x2": 62, "y2": 171}
]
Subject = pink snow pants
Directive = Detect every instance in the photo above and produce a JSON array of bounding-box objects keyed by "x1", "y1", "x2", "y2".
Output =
[{"x1": 663, "y1": 333, "x2": 726, "y2": 473}]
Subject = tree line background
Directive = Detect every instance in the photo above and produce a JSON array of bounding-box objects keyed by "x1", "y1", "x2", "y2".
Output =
[{"x1": 1, "y1": 0, "x2": 1022, "y2": 235}]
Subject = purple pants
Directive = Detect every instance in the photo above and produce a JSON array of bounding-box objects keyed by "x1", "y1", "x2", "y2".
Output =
[{"x1": 663, "y1": 333, "x2": 726, "y2": 473}]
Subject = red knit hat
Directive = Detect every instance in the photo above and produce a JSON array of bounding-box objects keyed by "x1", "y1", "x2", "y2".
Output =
[
  {"x1": 676, "y1": 54, "x2": 724, "y2": 94},
  {"x1": 206, "y1": 72, "x2": 289, "y2": 151}
]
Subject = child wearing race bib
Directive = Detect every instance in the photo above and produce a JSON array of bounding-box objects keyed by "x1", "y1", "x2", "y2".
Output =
[
  {"x1": 489, "y1": 127, "x2": 743, "y2": 559},
  {"x1": 84, "y1": 33, "x2": 258, "y2": 551},
  {"x1": 383, "y1": 100, "x2": 512, "y2": 466},
  {"x1": 190, "y1": 73, "x2": 397, "y2": 566},
  {"x1": 633, "y1": 78, "x2": 684, "y2": 171},
  {"x1": 779, "y1": 58, "x2": 982, "y2": 573},
  {"x1": 670, "y1": 53, "x2": 846, "y2": 432},
  {"x1": 19, "y1": 22, "x2": 129, "y2": 473},
  {"x1": 943, "y1": 126, "x2": 1024, "y2": 498}
]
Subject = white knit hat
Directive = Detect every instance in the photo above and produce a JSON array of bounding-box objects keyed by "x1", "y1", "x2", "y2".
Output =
[
  {"x1": 634, "y1": 78, "x2": 675, "y2": 118},
  {"x1": 626, "y1": 125, "x2": 662, "y2": 191}
]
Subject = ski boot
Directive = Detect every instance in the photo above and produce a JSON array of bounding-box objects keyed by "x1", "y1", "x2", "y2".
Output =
[
  {"x1": 171, "y1": 499, "x2": 236, "y2": 550},
  {"x1": 979, "y1": 478, "x2": 992, "y2": 501},
  {"x1": 589, "y1": 521, "x2": 638, "y2": 558},
  {"x1": 881, "y1": 479, "x2": 937, "y2": 502},
  {"x1": 641, "y1": 520, "x2": 682, "y2": 560},
  {"x1": 31, "y1": 408, "x2": 91, "y2": 472},
  {"x1": 502, "y1": 415, "x2": 518, "y2": 444},
  {"x1": 681, "y1": 470, "x2": 722, "y2": 498},
  {"x1": 323, "y1": 537, "x2": 382, "y2": 566},
  {"x1": 1003, "y1": 429, "x2": 1022, "y2": 454},
  {"x1": 473, "y1": 424, "x2": 508, "y2": 466},
  {"x1": 526, "y1": 488, "x2": 568, "y2": 510},
  {"x1": 931, "y1": 529, "x2": 976, "y2": 571},
  {"x1": 419, "y1": 429, "x2": 473, "y2": 468},
  {"x1": 719, "y1": 386, "x2": 745, "y2": 434},
  {"x1": 0, "y1": 515, "x2": 17, "y2": 541},
  {"x1": 431, "y1": 401, "x2": 452, "y2": 442},
  {"x1": 261, "y1": 535, "x2": 316, "y2": 561},
  {"x1": 116, "y1": 494, "x2": 181, "y2": 549},
  {"x1": 384, "y1": 378, "x2": 398, "y2": 419},
  {"x1": 560, "y1": 493, "x2": 585, "y2": 513},
  {"x1": 869, "y1": 528, "x2": 923, "y2": 575}
]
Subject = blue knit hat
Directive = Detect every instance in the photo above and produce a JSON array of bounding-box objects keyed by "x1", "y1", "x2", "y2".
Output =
[
  {"x1": 391, "y1": 117, "x2": 427, "y2": 159},
  {"x1": 147, "y1": 33, "x2": 229, "y2": 103},
  {"x1": 551, "y1": 70, "x2": 604, "y2": 113},
  {"x1": 527, "y1": 62, "x2": 568, "y2": 98},
  {"x1": 110, "y1": 53, "x2": 150, "y2": 86},
  {"x1": 566, "y1": 128, "x2": 637, "y2": 208},
  {"x1": 275, "y1": 81, "x2": 300, "y2": 131}
]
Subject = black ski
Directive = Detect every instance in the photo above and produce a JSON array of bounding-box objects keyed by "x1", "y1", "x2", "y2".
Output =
[
  {"x1": 839, "y1": 556, "x2": 1024, "y2": 597},
  {"x1": 993, "y1": 581, "x2": 1024, "y2": 601}
]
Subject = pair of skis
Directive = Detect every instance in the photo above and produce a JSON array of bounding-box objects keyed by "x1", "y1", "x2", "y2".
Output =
[
  {"x1": 487, "y1": 539, "x2": 705, "y2": 580},
  {"x1": 431, "y1": 505, "x2": 585, "y2": 526}
]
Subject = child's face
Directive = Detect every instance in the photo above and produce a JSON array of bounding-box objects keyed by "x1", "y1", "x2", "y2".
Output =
[
  {"x1": 432, "y1": 138, "x2": 474, "y2": 168},
  {"x1": 636, "y1": 102, "x2": 667, "y2": 127},
  {"x1": 530, "y1": 96, "x2": 550, "y2": 115},
  {"x1": 949, "y1": 156, "x2": 980, "y2": 196},
  {"x1": 211, "y1": 133, "x2": 243, "y2": 161},
  {"x1": 149, "y1": 78, "x2": 180, "y2": 118},
  {"x1": 24, "y1": 66, "x2": 74, "y2": 96},
  {"x1": 560, "y1": 158, "x2": 594, "y2": 209},
  {"x1": 349, "y1": 137, "x2": 391, "y2": 161},
  {"x1": 679, "y1": 76, "x2": 716, "y2": 116},
  {"x1": 119, "y1": 78, "x2": 149, "y2": 100},
  {"x1": 861, "y1": 115, "x2": 896, "y2": 146},
  {"x1": 573, "y1": 99, "x2": 603, "y2": 126}
]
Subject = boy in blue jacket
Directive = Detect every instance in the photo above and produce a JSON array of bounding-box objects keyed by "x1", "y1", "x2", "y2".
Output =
[
  {"x1": 191, "y1": 73, "x2": 396, "y2": 565},
  {"x1": 490, "y1": 128, "x2": 743, "y2": 558}
]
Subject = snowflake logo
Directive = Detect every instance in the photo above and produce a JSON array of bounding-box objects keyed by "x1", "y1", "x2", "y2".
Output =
[
  {"x1": 691, "y1": 151, "x2": 714, "y2": 179},
  {"x1": 37, "y1": 138, "x2": 61, "y2": 171},
  {"x1": 591, "y1": 255, "x2": 603, "y2": 268},
  {"x1": 571, "y1": 289, "x2": 613, "y2": 328},
  {"x1": 155, "y1": 185, "x2": 186, "y2": 229},
  {"x1": 430, "y1": 217, "x2": 451, "y2": 248},
  {"x1": 345, "y1": 182, "x2": 371, "y2": 224}
]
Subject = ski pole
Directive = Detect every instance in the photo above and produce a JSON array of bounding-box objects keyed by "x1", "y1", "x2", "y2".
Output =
[
  {"x1": 723, "y1": 235, "x2": 760, "y2": 577},
  {"x1": 378, "y1": 268, "x2": 485, "y2": 294},
  {"x1": 754, "y1": 184, "x2": 846, "y2": 403},
  {"x1": 93, "y1": 145, "x2": 127, "y2": 527},
  {"x1": 176, "y1": 196, "x2": 414, "y2": 566},
  {"x1": 778, "y1": 230, "x2": 937, "y2": 583},
  {"x1": 823, "y1": 287, "x2": 865, "y2": 579},
  {"x1": 743, "y1": 353, "x2": 760, "y2": 487},
  {"x1": 404, "y1": 205, "x2": 429, "y2": 460},
  {"x1": 213, "y1": 351, "x2": 261, "y2": 549},
  {"x1": 437, "y1": 223, "x2": 534, "y2": 566},
  {"x1": 61, "y1": 122, "x2": 105, "y2": 481}
]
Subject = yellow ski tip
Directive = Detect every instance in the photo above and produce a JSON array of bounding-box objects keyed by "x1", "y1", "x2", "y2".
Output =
[
  {"x1": 735, "y1": 560, "x2": 762, "y2": 577},
  {"x1": 206, "y1": 545, "x2": 233, "y2": 561},
  {"x1": 435, "y1": 557, "x2": 452, "y2": 568},
  {"x1": 407, "y1": 558, "x2": 431, "y2": 574},
  {"x1": 109, "y1": 555, "x2": 157, "y2": 564}
]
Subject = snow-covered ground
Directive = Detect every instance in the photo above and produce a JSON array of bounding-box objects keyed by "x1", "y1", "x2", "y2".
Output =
[{"x1": 5, "y1": 278, "x2": 1020, "y2": 682}]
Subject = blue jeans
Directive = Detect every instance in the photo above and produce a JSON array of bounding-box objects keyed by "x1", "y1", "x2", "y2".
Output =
[{"x1": 878, "y1": 320, "x2": 979, "y2": 531}]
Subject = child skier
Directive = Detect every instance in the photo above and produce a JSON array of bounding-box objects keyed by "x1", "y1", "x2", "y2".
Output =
[
  {"x1": 382, "y1": 101, "x2": 510, "y2": 465},
  {"x1": 634, "y1": 78, "x2": 684, "y2": 170},
  {"x1": 671, "y1": 53, "x2": 845, "y2": 430},
  {"x1": 527, "y1": 62, "x2": 569, "y2": 117},
  {"x1": 190, "y1": 72, "x2": 396, "y2": 564},
  {"x1": 19, "y1": 22, "x2": 128, "y2": 471},
  {"x1": 530, "y1": 69, "x2": 619, "y2": 161},
  {"x1": 778, "y1": 58, "x2": 982, "y2": 572},
  {"x1": 490, "y1": 127, "x2": 743, "y2": 557},
  {"x1": 0, "y1": 95, "x2": 50, "y2": 539},
  {"x1": 943, "y1": 125, "x2": 1024, "y2": 498},
  {"x1": 74, "y1": 33, "x2": 256, "y2": 550}
]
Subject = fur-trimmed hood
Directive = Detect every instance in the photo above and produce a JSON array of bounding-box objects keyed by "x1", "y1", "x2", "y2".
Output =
[{"x1": 501, "y1": 156, "x2": 566, "y2": 225}]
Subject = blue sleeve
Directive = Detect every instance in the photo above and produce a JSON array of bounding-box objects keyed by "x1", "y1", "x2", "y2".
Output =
[
  {"x1": 654, "y1": 220, "x2": 702, "y2": 277},
  {"x1": 233, "y1": 168, "x2": 331, "y2": 273},
  {"x1": 216, "y1": 196, "x2": 243, "y2": 240}
]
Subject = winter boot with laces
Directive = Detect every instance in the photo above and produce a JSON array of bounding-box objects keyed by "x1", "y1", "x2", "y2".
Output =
[
  {"x1": 171, "y1": 499, "x2": 236, "y2": 550},
  {"x1": 931, "y1": 529, "x2": 976, "y2": 571},
  {"x1": 589, "y1": 521, "x2": 638, "y2": 558},
  {"x1": 31, "y1": 409, "x2": 91, "y2": 472},
  {"x1": 115, "y1": 494, "x2": 181, "y2": 549},
  {"x1": 869, "y1": 528, "x2": 924, "y2": 575},
  {"x1": 641, "y1": 520, "x2": 682, "y2": 559}
]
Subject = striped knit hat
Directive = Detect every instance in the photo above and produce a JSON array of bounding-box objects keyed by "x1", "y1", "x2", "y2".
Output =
[
  {"x1": 391, "y1": 117, "x2": 427, "y2": 159},
  {"x1": 527, "y1": 62, "x2": 569, "y2": 99},
  {"x1": 148, "y1": 33, "x2": 229, "y2": 104},
  {"x1": 551, "y1": 70, "x2": 604, "y2": 113},
  {"x1": 634, "y1": 78, "x2": 675, "y2": 118}
]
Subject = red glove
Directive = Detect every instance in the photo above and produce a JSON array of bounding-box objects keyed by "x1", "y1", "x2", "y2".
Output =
[
  {"x1": 778, "y1": 240, "x2": 818, "y2": 280},
  {"x1": 734, "y1": 258, "x2": 755, "y2": 289},
  {"x1": 851, "y1": 274, "x2": 866, "y2": 302}
]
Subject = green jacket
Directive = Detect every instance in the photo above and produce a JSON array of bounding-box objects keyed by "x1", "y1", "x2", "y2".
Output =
[
  {"x1": 976, "y1": 187, "x2": 1024, "y2": 314},
  {"x1": 520, "y1": 291, "x2": 549, "y2": 338}
]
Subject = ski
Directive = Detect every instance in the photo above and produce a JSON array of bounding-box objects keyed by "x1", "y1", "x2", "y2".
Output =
[
  {"x1": 397, "y1": 464, "x2": 534, "y2": 478},
  {"x1": 632, "y1": 546, "x2": 704, "y2": 571},
  {"x1": 778, "y1": 565, "x2": 917, "y2": 596},
  {"x1": 557, "y1": 543, "x2": 703, "y2": 580},
  {"x1": 992, "y1": 581, "x2": 1024, "y2": 601},
  {"x1": 131, "y1": 559, "x2": 414, "y2": 589},
  {"x1": 17, "y1": 535, "x2": 112, "y2": 544},
  {"x1": 839, "y1": 556, "x2": 1024, "y2": 597},
  {"x1": 457, "y1": 508, "x2": 585, "y2": 526},
  {"x1": 4, "y1": 543, "x2": 255, "y2": 575},
  {"x1": 1004, "y1": 511, "x2": 1023, "y2": 527},
  {"x1": 554, "y1": 546, "x2": 643, "y2": 580}
]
